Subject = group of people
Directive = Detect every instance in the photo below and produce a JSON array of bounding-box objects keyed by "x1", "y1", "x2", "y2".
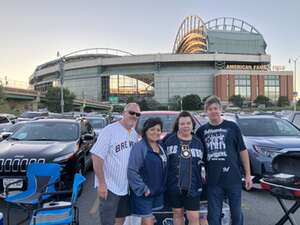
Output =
[{"x1": 91, "y1": 95, "x2": 253, "y2": 225}]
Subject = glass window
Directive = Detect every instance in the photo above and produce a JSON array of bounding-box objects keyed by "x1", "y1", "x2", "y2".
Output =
[
  {"x1": 238, "y1": 118, "x2": 300, "y2": 137},
  {"x1": 264, "y1": 75, "x2": 280, "y2": 101},
  {"x1": 109, "y1": 74, "x2": 153, "y2": 96},
  {"x1": 293, "y1": 114, "x2": 300, "y2": 128},
  {"x1": 0, "y1": 117, "x2": 9, "y2": 124},
  {"x1": 10, "y1": 122, "x2": 79, "y2": 141},
  {"x1": 136, "y1": 113, "x2": 178, "y2": 134},
  {"x1": 235, "y1": 75, "x2": 251, "y2": 99}
]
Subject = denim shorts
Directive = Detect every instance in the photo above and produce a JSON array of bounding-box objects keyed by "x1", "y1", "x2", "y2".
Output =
[{"x1": 130, "y1": 191, "x2": 164, "y2": 218}]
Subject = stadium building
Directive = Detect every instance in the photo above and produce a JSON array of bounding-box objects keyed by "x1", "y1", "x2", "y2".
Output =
[{"x1": 29, "y1": 16, "x2": 293, "y2": 105}]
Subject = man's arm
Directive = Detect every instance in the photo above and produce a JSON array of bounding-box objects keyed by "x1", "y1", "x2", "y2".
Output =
[
  {"x1": 240, "y1": 150, "x2": 252, "y2": 190},
  {"x1": 92, "y1": 154, "x2": 108, "y2": 199}
]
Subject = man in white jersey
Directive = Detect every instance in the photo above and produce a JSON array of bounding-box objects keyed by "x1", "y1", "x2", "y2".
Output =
[{"x1": 91, "y1": 103, "x2": 140, "y2": 225}]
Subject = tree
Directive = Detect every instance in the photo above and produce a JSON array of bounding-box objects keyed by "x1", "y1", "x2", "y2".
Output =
[
  {"x1": 0, "y1": 84, "x2": 5, "y2": 104},
  {"x1": 126, "y1": 96, "x2": 137, "y2": 103},
  {"x1": 254, "y1": 95, "x2": 271, "y2": 107},
  {"x1": 277, "y1": 96, "x2": 289, "y2": 107},
  {"x1": 138, "y1": 99, "x2": 149, "y2": 111},
  {"x1": 169, "y1": 95, "x2": 182, "y2": 110},
  {"x1": 182, "y1": 94, "x2": 202, "y2": 111},
  {"x1": 229, "y1": 95, "x2": 245, "y2": 108},
  {"x1": 202, "y1": 95, "x2": 212, "y2": 104},
  {"x1": 137, "y1": 97, "x2": 162, "y2": 111},
  {"x1": 45, "y1": 87, "x2": 75, "y2": 113}
]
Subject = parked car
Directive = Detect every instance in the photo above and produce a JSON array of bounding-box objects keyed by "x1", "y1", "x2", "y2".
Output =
[
  {"x1": 85, "y1": 116, "x2": 108, "y2": 136},
  {"x1": 110, "y1": 113, "x2": 123, "y2": 123},
  {"x1": 0, "y1": 118, "x2": 96, "y2": 193},
  {"x1": 135, "y1": 111, "x2": 203, "y2": 139},
  {"x1": 0, "y1": 114, "x2": 17, "y2": 131},
  {"x1": 285, "y1": 111, "x2": 300, "y2": 129},
  {"x1": 0, "y1": 121, "x2": 28, "y2": 142},
  {"x1": 16, "y1": 111, "x2": 48, "y2": 122},
  {"x1": 236, "y1": 115, "x2": 300, "y2": 182}
]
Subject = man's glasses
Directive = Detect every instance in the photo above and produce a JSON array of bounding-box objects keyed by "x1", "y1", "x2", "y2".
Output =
[{"x1": 127, "y1": 111, "x2": 141, "y2": 117}]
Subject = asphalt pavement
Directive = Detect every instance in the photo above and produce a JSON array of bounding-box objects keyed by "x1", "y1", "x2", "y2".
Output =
[{"x1": 1, "y1": 171, "x2": 299, "y2": 225}]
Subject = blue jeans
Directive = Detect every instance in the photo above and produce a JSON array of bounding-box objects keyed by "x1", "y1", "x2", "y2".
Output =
[{"x1": 207, "y1": 184, "x2": 243, "y2": 225}]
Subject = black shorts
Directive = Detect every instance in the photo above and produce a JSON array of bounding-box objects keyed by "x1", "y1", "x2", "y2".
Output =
[
  {"x1": 168, "y1": 191, "x2": 200, "y2": 211},
  {"x1": 99, "y1": 191, "x2": 130, "y2": 225},
  {"x1": 116, "y1": 194, "x2": 131, "y2": 218}
]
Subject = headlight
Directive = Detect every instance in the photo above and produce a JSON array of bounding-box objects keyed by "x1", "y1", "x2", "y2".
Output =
[
  {"x1": 53, "y1": 153, "x2": 74, "y2": 162},
  {"x1": 253, "y1": 145, "x2": 281, "y2": 158}
]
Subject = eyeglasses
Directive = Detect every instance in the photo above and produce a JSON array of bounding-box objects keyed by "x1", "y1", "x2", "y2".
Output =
[{"x1": 127, "y1": 111, "x2": 141, "y2": 117}]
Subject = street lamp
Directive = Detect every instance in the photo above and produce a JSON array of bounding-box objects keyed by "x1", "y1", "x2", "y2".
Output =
[
  {"x1": 289, "y1": 57, "x2": 299, "y2": 111},
  {"x1": 57, "y1": 51, "x2": 65, "y2": 113}
]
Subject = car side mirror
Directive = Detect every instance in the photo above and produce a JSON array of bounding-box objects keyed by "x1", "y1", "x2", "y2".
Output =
[
  {"x1": 82, "y1": 134, "x2": 94, "y2": 141},
  {"x1": 2, "y1": 132, "x2": 12, "y2": 140}
]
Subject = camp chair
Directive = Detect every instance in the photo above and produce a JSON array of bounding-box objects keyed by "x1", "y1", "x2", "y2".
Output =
[
  {"x1": 4, "y1": 163, "x2": 61, "y2": 225},
  {"x1": 30, "y1": 173, "x2": 86, "y2": 225}
]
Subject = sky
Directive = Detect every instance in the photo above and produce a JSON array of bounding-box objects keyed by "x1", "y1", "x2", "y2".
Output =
[{"x1": 0, "y1": 0, "x2": 299, "y2": 85}]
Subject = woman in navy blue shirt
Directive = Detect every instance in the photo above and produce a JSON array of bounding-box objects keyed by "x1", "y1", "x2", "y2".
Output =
[
  {"x1": 128, "y1": 118, "x2": 167, "y2": 225},
  {"x1": 164, "y1": 111, "x2": 205, "y2": 225}
]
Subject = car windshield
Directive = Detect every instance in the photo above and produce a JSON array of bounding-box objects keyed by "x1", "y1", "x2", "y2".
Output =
[
  {"x1": 136, "y1": 114, "x2": 178, "y2": 133},
  {"x1": 238, "y1": 118, "x2": 300, "y2": 137},
  {"x1": 88, "y1": 118, "x2": 106, "y2": 129},
  {"x1": 9, "y1": 122, "x2": 79, "y2": 141},
  {"x1": 20, "y1": 112, "x2": 42, "y2": 118},
  {"x1": 3, "y1": 123, "x2": 25, "y2": 133}
]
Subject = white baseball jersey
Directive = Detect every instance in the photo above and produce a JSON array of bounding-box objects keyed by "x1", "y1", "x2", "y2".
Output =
[{"x1": 91, "y1": 121, "x2": 138, "y2": 196}]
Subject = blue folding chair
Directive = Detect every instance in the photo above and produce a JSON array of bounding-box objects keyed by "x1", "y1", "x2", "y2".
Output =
[
  {"x1": 4, "y1": 163, "x2": 61, "y2": 225},
  {"x1": 30, "y1": 173, "x2": 86, "y2": 225}
]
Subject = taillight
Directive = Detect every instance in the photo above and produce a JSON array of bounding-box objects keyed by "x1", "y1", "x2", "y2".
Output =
[
  {"x1": 260, "y1": 182, "x2": 271, "y2": 191},
  {"x1": 293, "y1": 190, "x2": 300, "y2": 197}
]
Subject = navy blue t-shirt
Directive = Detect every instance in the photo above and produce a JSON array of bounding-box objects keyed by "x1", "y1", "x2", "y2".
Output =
[{"x1": 196, "y1": 120, "x2": 246, "y2": 187}]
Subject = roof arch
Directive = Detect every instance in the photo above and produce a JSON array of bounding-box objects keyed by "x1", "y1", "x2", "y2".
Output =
[
  {"x1": 205, "y1": 17, "x2": 262, "y2": 35},
  {"x1": 172, "y1": 15, "x2": 208, "y2": 54}
]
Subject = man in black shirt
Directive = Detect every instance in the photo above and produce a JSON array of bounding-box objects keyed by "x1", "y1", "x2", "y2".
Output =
[{"x1": 196, "y1": 96, "x2": 252, "y2": 225}]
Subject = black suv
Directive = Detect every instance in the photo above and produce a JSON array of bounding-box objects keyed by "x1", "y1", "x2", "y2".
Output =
[{"x1": 0, "y1": 118, "x2": 96, "y2": 193}]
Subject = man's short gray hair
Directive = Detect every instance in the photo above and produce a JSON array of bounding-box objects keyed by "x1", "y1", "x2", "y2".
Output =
[
  {"x1": 204, "y1": 95, "x2": 222, "y2": 111},
  {"x1": 123, "y1": 102, "x2": 140, "y2": 112}
]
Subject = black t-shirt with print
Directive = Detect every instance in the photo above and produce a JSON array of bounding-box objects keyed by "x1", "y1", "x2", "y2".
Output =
[{"x1": 196, "y1": 120, "x2": 246, "y2": 187}]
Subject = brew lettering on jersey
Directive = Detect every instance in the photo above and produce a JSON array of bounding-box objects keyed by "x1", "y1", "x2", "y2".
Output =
[{"x1": 115, "y1": 141, "x2": 135, "y2": 153}]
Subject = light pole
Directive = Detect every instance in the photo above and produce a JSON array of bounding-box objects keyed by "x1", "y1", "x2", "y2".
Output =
[
  {"x1": 289, "y1": 57, "x2": 299, "y2": 111},
  {"x1": 57, "y1": 51, "x2": 65, "y2": 113}
]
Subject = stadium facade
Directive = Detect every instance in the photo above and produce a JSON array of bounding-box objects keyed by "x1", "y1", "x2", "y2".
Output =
[{"x1": 29, "y1": 16, "x2": 293, "y2": 105}]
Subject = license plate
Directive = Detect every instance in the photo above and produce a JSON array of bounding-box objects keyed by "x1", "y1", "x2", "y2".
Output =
[{"x1": 3, "y1": 178, "x2": 23, "y2": 189}]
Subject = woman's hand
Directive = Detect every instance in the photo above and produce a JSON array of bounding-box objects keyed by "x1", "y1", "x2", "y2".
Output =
[{"x1": 144, "y1": 190, "x2": 151, "y2": 197}]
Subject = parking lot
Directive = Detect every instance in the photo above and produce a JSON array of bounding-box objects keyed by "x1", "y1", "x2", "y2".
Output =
[
  {"x1": 1, "y1": 170, "x2": 299, "y2": 225},
  {"x1": 1, "y1": 111, "x2": 300, "y2": 224}
]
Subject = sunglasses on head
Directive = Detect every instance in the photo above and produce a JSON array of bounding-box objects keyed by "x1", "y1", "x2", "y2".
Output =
[{"x1": 127, "y1": 111, "x2": 141, "y2": 117}]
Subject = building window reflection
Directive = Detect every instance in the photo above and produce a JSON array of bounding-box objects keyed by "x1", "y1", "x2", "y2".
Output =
[
  {"x1": 235, "y1": 75, "x2": 251, "y2": 99},
  {"x1": 264, "y1": 75, "x2": 279, "y2": 101},
  {"x1": 109, "y1": 75, "x2": 153, "y2": 95}
]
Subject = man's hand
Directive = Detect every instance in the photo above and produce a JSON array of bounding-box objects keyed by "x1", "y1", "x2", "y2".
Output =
[
  {"x1": 244, "y1": 175, "x2": 253, "y2": 191},
  {"x1": 98, "y1": 183, "x2": 108, "y2": 200}
]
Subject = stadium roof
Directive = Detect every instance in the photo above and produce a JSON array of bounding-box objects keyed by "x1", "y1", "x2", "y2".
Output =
[{"x1": 173, "y1": 16, "x2": 267, "y2": 55}]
